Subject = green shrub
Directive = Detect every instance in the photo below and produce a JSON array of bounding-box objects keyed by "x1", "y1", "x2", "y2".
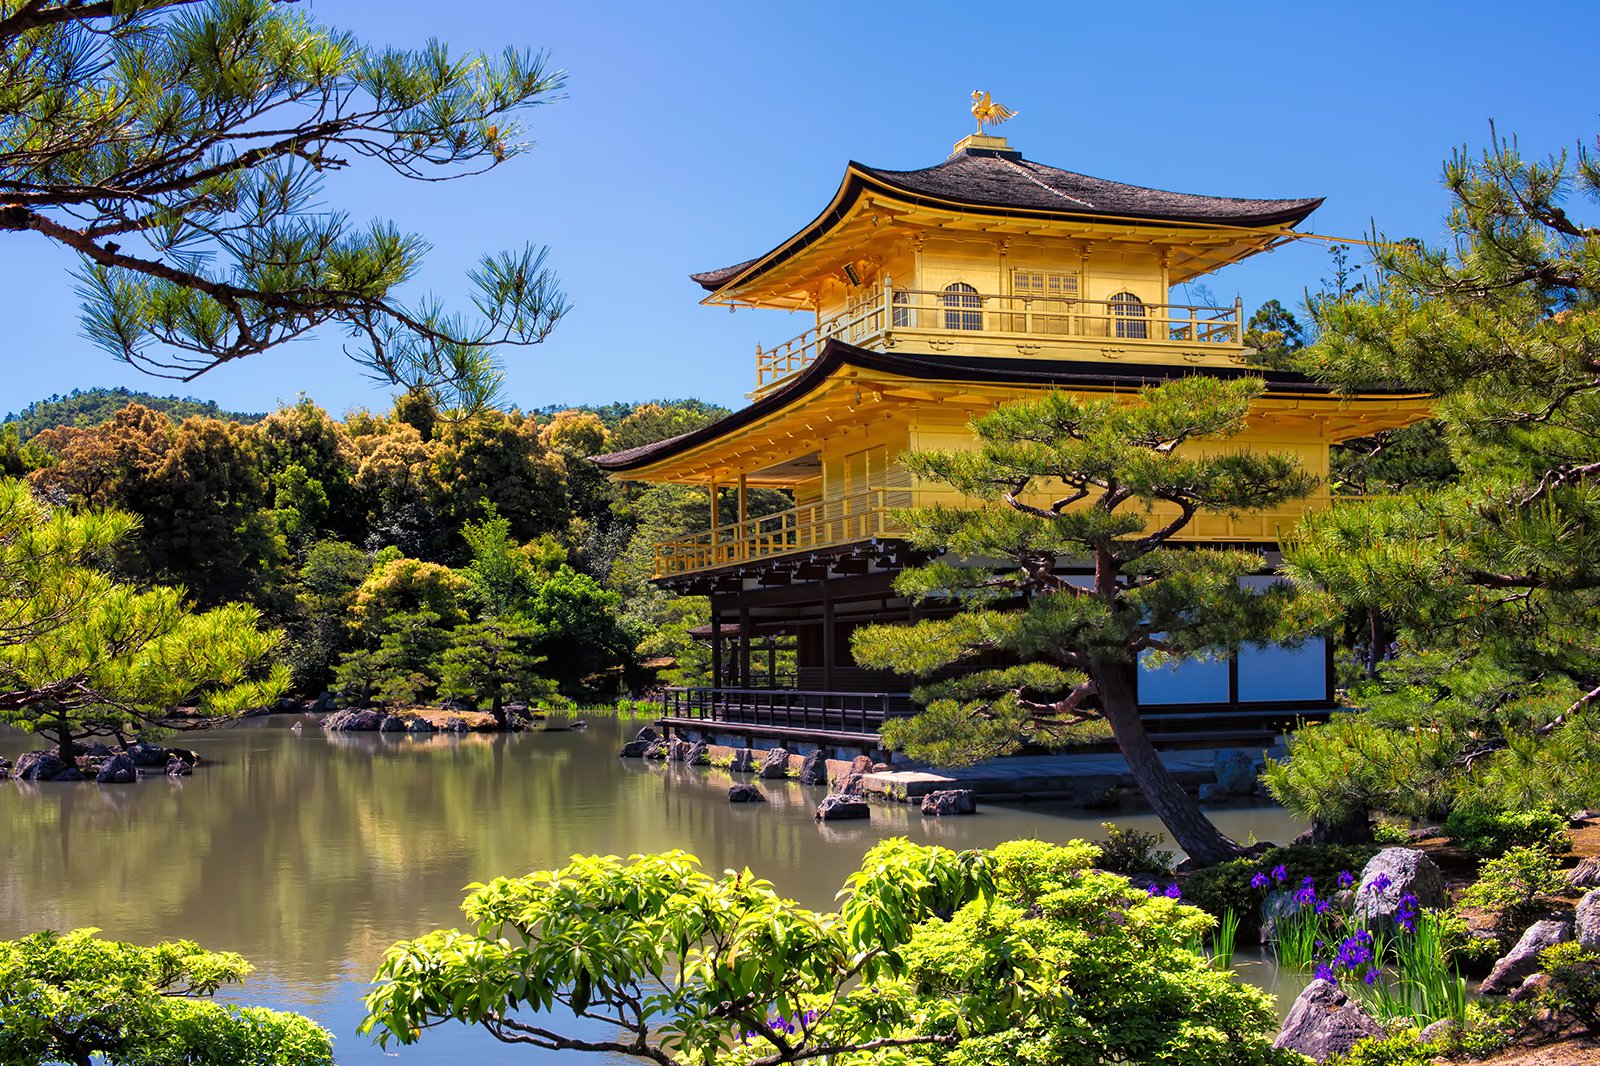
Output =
[
  {"x1": 1329, "y1": 1034, "x2": 1432, "y2": 1066},
  {"x1": 1434, "y1": 907, "x2": 1501, "y2": 972},
  {"x1": 1458, "y1": 846, "x2": 1568, "y2": 929},
  {"x1": 1441, "y1": 806, "x2": 1571, "y2": 858},
  {"x1": 1093, "y1": 822, "x2": 1176, "y2": 874},
  {"x1": 1536, "y1": 942, "x2": 1600, "y2": 1033},
  {"x1": 1181, "y1": 844, "x2": 1379, "y2": 924},
  {"x1": 1371, "y1": 819, "x2": 1412, "y2": 845}
]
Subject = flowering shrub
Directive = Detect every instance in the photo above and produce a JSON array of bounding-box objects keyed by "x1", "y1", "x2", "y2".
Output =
[{"x1": 1180, "y1": 844, "x2": 1379, "y2": 924}]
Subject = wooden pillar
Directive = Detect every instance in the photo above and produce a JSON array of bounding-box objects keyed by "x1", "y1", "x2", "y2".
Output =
[
  {"x1": 738, "y1": 473, "x2": 748, "y2": 524},
  {"x1": 709, "y1": 592, "x2": 723, "y2": 691},
  {"x1": 821, "y1": 587, "x2": 836, "y2": 692},
  {"x1": 737, "y1": 605, "x2": 751, "y2": 689}
]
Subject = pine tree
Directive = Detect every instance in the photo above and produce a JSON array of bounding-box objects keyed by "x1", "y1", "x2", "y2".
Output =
[
  {"x1": 1269, "y1": 127, "x2": 1600, "y2": 824},
  {"x1": 1, "y1": 0, "x2": 566, "y2": 408},
  {"x1": 852, "y1": 378, "x2": 1318, "y2": 866},
  {"x1": 0, "y1": 479, "x2": 287, "y2": 761},
  {"x1": 437, "y1": 617, "x2": 552, "y2": 728}
]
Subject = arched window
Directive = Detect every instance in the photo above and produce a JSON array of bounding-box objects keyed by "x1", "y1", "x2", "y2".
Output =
[
  {"x1": 1109, "y1": 291, "x2": 1147, "y2": 340},
  {"x1": 941, "y1": 282, "x2": 982, "y2": 331},
  {"x1": 892, "y1": 289, "x2": 912, "y2": 328}
]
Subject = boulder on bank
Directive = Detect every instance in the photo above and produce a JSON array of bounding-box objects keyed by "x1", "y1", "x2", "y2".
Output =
[
  {"x1": 164, "y1": 755, "x2": 192, "y2": 777},
  {"x1": 1353, "y1": 848, "x2": 1448, "y2": 926},
  {"x1": 1197, "y1": 782, "x2": 1232, "y2": 804},
  {"x1": 1214, "y1": 749, "x2": 1258, "y2": 795},
  {"x1": 0, "y1": 756, "x2": 10, "y2": 778},
  {"x1": 681, "y1": 740, "x2": 708, "y2": 766},
  {"x1": 95, "y1": 753, "x2": 137, "y2": 784},
  {"x1": 814, "y1": 795, "x2": 869, "y2": 822},
  {"x1": 13, "y1": 751, "x2": 67, "y2": 781},
  {"x1": 728, "y1": 783, "x2": 765, "y2": 803},
  {"x1": 832, "y1": 755, "x2": 873, "y2": 796},
  {"x1": 379, "y1": 714, "x2": 406, "y2": 732},
  {"x1": 54, "y1": 766, "x2": 85, "y2": 781},
  {"x1": 618, "y1": 739, "x2": 651, "y2": 757},
  {"x1": 921, "y1": 790, "x2": 976, "y2": 816},
  {"x1": 797, "y1": 749, "x2": 828, "y2": 786},
  {"x1": 643, "y1": 739, "x2": 669, "y2": 761},
  {"x1": 758, "y1": 747, "x2": 790, "y2": 780},
  {"x1": 1577, "y1": 888, "x2": 1600, "y2": 951},
  {"x1": 729, "y1": 748, "x2": 755, "y2": 774},
  {"x1": 442, "y1": 716, "x2": 469, "y2": 733},
  {"x1": 406, "y1": 717, "x2": 435, "y2": 734},
  {"x1": 1273, "y1": 979, "x2": 1386, "y2": 1061},
  {"x1": 1480, "y1": 919, "x2": 1572, "y2": 995},
  {"x1": 1568, "y1": 856, "x2": 1600, "y2": 889}
]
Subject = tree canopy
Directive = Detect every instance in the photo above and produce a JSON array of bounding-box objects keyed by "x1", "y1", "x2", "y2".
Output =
[
  {"x1": 1268, "y1": 127, "x2": 1600, "y2": 827},
  {"x1": 0, "y1": 928, "x2": 333, "y2": 1066},
  {"x1": 363, "y1": 838, "x2": 1297, "y2": 1065},
  {"x1": 1, "y1": 0, "x2": 567, "y2": 409},
  {"x1": 852, "y1": 377, "x2": 1318, "y2": 865}
]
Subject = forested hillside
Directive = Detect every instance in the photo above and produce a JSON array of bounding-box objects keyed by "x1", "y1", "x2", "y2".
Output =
[
  {"x1": 5, "y1": 392, "x2": 730, "y2": 705},
  {"x1": 4, "y1": 387, "x2": 263, "y2": 439}
]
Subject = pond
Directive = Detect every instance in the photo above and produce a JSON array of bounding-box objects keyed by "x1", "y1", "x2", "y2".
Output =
[{"x1": 0, "y1": 717, "x2": 1306, "y2": 1063}]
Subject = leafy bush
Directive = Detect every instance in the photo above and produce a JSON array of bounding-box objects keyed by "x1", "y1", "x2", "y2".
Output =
[
  {"x1": 1440, "y1": 806, "x2": 1571, "y2": 858},
  {"x1": 1094, "y1": 822, "x2": 1176, "y2": 874},
  {"x1": 1330, "y1": 1034, "x2": 1433, "y2": 1066},
  {"x1": 1458, "y1": 846, "x2": 1568, "y2": 929},
  {"x1": 1372, "y1": 820, "x2": 1412, "y2": 844},
  {"x1": 1182, "y1": 844, "x2": 1379, "y2": 925},
  {"x1": 1536, "y1": 942, "x2": 1600, "y2": 1033},
  {"x1": 0, "y1": 929, "x2": 333, "y2": 1066}
]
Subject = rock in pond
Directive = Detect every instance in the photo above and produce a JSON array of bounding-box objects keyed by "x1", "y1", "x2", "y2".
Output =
[
  {"x1": 1197, "y1": 782, "x2": 1232, "y2": 804},
  {"x1": 814, "y1": 795, "x2": 869, "y2": 822},
  {"x1": 442, "y1": 716, "x2": 470, "y2": 733},
  {"x1": 618, "y1": 739, "x2": 651, "y2": 757},
  {"x1": 1573, "y1": 888, "x2": 1600, "y2": 951},
  {"x1": 1480, "y1": 919, "x2": 1572, "y2": 995},
  {"x1": 95, "y1": 753, "x2": 137, "y2": 784},
  {"x1": 920, "y1": 790, "x2": 976, "y2": 816},
  {"x1": 643, "y1": 739, "x2": 670, "y2": 761},
  {"x1": 406, "y1": 717, "x2": 435, "y2": 733},
  {"x1": 797, "y1": 749, "x2": 828, "y2": 786},
  {"x1": 12, "y1": 751, "x2": 67, "y2": 781},
  {"x1": 728, "y1": 748, "x2": 755, "y2": 774},
  {"x1": 125, "y1": 742, "x2": 169, "y2": 768},
  {"x1": 758, "y1": 747, "x2": 790, "y2": 780},
  {"x1": 54, "y1": 766, "x2": 85, "y2": 781},
  {"x1": 681, "y1": 740, "x2": 708, "y2": 766},
  {"x1": 323, "y1": 708, "x2": 384, "y2": 732},
  {"x1": 164, "y1": 756, "x2": 193, "y2": 777},
  {"x1": 1213, "y1": 749, "x2": 1258, "y2": 795},
  {"x1": 379, "y1": 714, "x2": 406, "y2": 732},
  {"x1": 0, "y1": 756, "x2": 9, "y2": 778},
  {"x1": 1273, "y1": 979, "x2": 1386, "y2": 1061},
  {"x1": 728, "y1": 783, "x2": 765, "y2": 803},
  {"x1": 1353, "y1": 848, "x2": 1448, "y2": 927}
]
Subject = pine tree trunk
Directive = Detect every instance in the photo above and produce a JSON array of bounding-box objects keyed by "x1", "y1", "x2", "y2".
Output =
[
  {"x1": 1092, "y1": 657, "x2": 1244, "y2": 867},
  {"x1": 1365, "y1": 607, "x2": 1384, "y2": 680},
  {"x1": 55, "y1": 704, "x2": 74, "y2": 765}
]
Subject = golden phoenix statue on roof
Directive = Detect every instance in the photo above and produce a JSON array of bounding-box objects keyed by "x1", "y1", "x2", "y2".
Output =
[{"x1": 970, "y1": 91, "x2": 1017, "y2": 134}]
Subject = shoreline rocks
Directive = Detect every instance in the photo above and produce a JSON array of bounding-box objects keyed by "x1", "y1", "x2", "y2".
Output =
[
  {"x1": 1353, "y1": 848, "x2": 1448, "y2": 926},
  {"x1": 920, "y1": 790, "x2": 976, "y2": 816},
  {"x1": 729, "y1": 783, "x2": 765, "y2": 803},
  {"x1": 1480, "y1": 919, "x2": 1572, "y2": 995},
  {"x1": 815, "y1": 795, "x2": 869, "y2": 822},
  {"x1": 1274, "y1": 979, "x2": 1386, "y2": 1061}
]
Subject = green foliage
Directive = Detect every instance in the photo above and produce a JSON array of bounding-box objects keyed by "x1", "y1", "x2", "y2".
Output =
[
  {"x1": 437, "y1": 616, "x2": 553, "y2": 724},
  {"x1": 286, "y1": 540, "x2": 373, "y2": 691},
  {"x1": 1180, "y1": 845, "x2": 1380, "y2": 924},
  {"x1": 3, "y1": 387, "x2": 262, "y2": 441},
  {"x1": 363, "y1": 837, "x2": 1301, "y2": 1065},
  {"x1": 0, "y1": 478, "x2": 288, "y2": 754},
  {"x1": 1242, "y1": 298, "x2": 1307, "y2": 370},
  {"x1": 0, "y1": 928, "x2": 333, "y2": 1066},
  {"x1": 524, "y1": 565, "x2": 629, "y2": 697},
  {"x1": 853, "y1": 378, "x2": 1320, "y2": 864},
  {"x1": 1285, "y1": 127, "x2": 1600, "y2": 832},
  {"x1": 1535, "y1": 942, "x2": 1600, "y2": 1033},
  {"x1": 4, "y1": 0, "x2": 569, "y2": 409},
  {"x1": 1459, "y1": 846, "x2": 1568, "y2": 929},
  {"x1": 1328, "y1": 1035, "x2": 1433, "y2": 1066},
  {"x1": 1372, "y1": 820, "x2": 1413, "y2": 845},
  {"x1": 1093, "y1": 822, "x2": 1176, "y2": 875},
  {"x1": 1441, "y1": 806, "x2": 1571, "y2": 858}
]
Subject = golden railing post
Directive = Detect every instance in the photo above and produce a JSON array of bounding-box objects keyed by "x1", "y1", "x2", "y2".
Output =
[{"x1": 1234, "y1": 296, "x2": 1244, "y2": 343}]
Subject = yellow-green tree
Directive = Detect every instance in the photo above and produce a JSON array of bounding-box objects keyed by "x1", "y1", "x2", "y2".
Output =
[{"x1": 0, "y1": 479, "x2": 287, "y2": 762}]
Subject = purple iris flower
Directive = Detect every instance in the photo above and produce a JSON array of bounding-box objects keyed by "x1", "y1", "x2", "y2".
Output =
[
  {"x1": 1367, "y1": 872, "x2": 1393, "y2": 895},
  {"x1": 1250, "y1": 871, "x2": 1270, "y2": 890},
  {"x1": 1337, "y1": 870, "x2": 1354, "y2": 889},
  {"x1": 1314, "y1": 963, "x2": 1335, "y2": 982},
  {"x1": 1147, "y1": 883, "x2": 1161, "y2": 897},
  {"x1": 1315, "y1": 899, "x2": 1331, "y2": 915},
  {"x1": 1271, "y1": 864, "x2": 1289, "y2": 884},
  {"x1": 1164, "y1": 883, "x2": 1182, "y2": 899},
  {"x1": 1362, "y1": 968, "x2": 1380, "y2": 987}
]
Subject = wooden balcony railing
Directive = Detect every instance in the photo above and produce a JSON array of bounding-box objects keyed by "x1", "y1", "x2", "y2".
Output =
[
  {"x1": 754, "y1": 278, "x2": 1244, "y2": 391},
  {"x1": 654, "y1": 486, "x2": 909, "y2": 579},
  {"x1": 660, "y1": 686, "x2": 910, "y2": 738}
]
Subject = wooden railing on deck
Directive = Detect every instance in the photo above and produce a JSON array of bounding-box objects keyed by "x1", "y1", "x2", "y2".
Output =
[
  {"x1": 654, "y1": 486, "x2": 909, "y2": 578},
  {"x1": 660, "y1": 687, "x2": 908, "y2": 737}
]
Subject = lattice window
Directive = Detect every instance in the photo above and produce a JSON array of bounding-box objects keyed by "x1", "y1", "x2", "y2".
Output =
[
  {"x1": 1012, "y1": 269, "x2": 1078, "y2": 334},
  {"x1": 941, "y1": 281, "x2": 982, "y2": 331},
  {"x1": 1109, "y1": 291, "x2": 1148, "y2": 340}
]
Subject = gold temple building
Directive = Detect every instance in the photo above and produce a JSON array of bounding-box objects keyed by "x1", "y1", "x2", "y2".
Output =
[{"x1": 592, "y1": 129, "x2": 1428, "y2": 753}]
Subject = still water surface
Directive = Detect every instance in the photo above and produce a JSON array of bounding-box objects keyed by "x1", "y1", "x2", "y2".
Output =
[{"x1": 0, "y1": 718, "x2": 1304, "y2": 1063}]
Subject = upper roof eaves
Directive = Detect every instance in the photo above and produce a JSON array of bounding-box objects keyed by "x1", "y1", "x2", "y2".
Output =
[{"x1": 689, "y1": 150, "x2": 1323, "y2": 294}]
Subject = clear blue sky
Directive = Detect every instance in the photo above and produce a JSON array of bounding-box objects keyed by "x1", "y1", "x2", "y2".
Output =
[{"x1": 4, "y1": 0, "x2": 1598, "y2": 418}]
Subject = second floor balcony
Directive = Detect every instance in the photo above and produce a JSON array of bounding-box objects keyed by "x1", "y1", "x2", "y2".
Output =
[{"x1": 753, "y1": 280, "x2": 1245, "y2": 394}]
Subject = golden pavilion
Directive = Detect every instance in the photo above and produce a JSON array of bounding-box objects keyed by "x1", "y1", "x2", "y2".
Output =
[{"x1": 592, "y1": 127, "x2": 1428, "y2": 751}]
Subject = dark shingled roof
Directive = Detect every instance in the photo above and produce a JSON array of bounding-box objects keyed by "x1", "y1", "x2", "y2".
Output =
[
  {"x1": 589, "y1": 340, "x2": 1410, "y2": 474},
  {"x1": 690, "y1": 147, "x2": 1323, "y2": 294}
]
